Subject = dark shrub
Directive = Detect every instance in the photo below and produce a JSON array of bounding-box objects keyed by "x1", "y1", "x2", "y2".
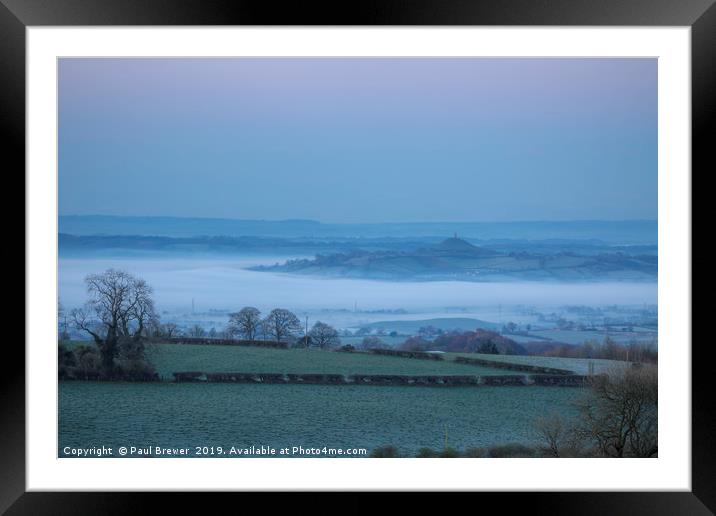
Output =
[
  {"x1": 416, "y1": 447, "x2": 439, "y2": 458},
  {"x1": 58, "y1": 344, "x2": 77, "y2": 367},
  {"x1": 74, "y1": 345, "x2": 102, "y2": 380},
  {"x1": 439, "y1": 447, "x2": 461, "y2": 458},
  {"x1": 463, "y1": 447, "x2": 487, "y2": 458},
  {"x1": 417, "y1": 447, "x2": 482, "y2": 457},
  {"x1": 58, "y1": 342, "x2": 158, "y2": 381},
  {"x1": 487, "y1": 443, "x2": 537, "y2": 458},
  {"x1": 477, "y1": 340, "x2": 499, "y2": 354},
  {"x1": 58, "y1": 344, "x2": 78, "y2": 379},
  {"x1": 370, "y1": 445, "x2": 400, "y2": 458},
  {"x1": 116, "y1": 358, "x2": 160, "y2": 381}
]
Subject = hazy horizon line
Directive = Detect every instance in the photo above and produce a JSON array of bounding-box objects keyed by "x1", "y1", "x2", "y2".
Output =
[{"x1": 59, "y1": 214, "x2": 658, "y2": 225}]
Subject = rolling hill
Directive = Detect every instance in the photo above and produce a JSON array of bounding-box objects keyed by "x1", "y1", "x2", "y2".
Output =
[{"x1": 253, "y1": 237, "x2": 657, "y2": 282}]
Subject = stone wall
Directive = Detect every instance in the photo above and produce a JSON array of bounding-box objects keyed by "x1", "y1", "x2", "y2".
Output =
[
  {"x1": 172, "y1": 371, "x2": 589, "y2": 387},
  {"x1": 531, "y1": 374, "x2": 589, "y2": 386},
  {"x1": 454, "y1": 356, "x2": 574, "y2": 375},
  {"x1": 368, "y1": 349, "x2": 444, "y2": 361},
  {"x1": 480, "y1": 375, "x2": 530, "y2": 386},
  {"x1": 156, "y1": 337, "x2": 288, "y2": 349}
]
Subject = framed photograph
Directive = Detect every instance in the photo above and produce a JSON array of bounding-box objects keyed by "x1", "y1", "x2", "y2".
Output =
[{"x1": 6, "y1": 0, "x2": 709, "y2": 512}]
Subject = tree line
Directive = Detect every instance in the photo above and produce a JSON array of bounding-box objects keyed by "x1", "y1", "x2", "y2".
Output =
[
  {"x1": 154, "y1": 307, "x2": 342, "y2": 348},
  {"x1": 60, "y1": 269, "x2": 345, "y2": 380},
  {"x1": 537, "y1": 338, "x2": 658, "y2": 363},
  {"x1": 223, "y1": 307, "x2": 340, "y2": 349}
]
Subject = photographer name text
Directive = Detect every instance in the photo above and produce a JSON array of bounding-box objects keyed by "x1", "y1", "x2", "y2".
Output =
[{"x1": 62, "y1": 445, "x2": 367, "y2": 457}]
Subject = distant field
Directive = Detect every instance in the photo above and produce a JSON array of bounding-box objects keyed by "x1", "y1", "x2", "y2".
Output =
[
  {"x1": 340, "y1": 336, "x2": 407, "y2": 347},
  {"x1": 444, "y1": 353, "x2": 629, "y2": 375},
  {"x1": 143, "y1": 343, "x2": 510, "y2": 379},
  {"x1": 357, "y1": 317, "x2": 500, "y2": 333},
  {"x1": 526, "y1": 329, "x2": 657, "y2": 346}
]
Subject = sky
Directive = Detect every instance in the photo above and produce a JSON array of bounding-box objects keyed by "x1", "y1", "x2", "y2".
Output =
[{"x1": 58, "y1": 58, "x2": 657, "y2": 223}]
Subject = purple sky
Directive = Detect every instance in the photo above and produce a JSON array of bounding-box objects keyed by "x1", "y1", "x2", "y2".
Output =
[{"x1": 59, "y1": 58, "x2": 657, "y2": 223}]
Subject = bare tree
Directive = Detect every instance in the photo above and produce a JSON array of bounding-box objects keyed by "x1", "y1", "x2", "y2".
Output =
[
  {"x1": 533, "y1": 411, "x2": 588, "y2": 458},
  {"x1": 308, "y1": 321, "x2": 340, "y2": 349},
  {"x1": 227, "y1": 307, "x2": 262, "y2": 341},
  {"x1": 534, "y1": 412, "x2": 566, "y2": 457},
  {"x1": 576, "y1": 364, "x2": 658, "y2": 457},
  {"x1": 160, "y1": 322, "x2": 180, "y2": 338},
  {"x1": 187, "y1": 324, "x2": 206, "y2": 338},
  {"x1": 534, "y1": 364, "x2": 658, "y2": 458},
  {"x1": 58, "y1": 298, "x2": 70, "y2": 341},
  {"x1": 71, "y1": 269, "x2": 158, "y2": 374},
  {"x1": 359, "y1": 336, "x2": 385, "y2": 350},
  {"x1": 262, "y1": 308, "x2": 301, "y2": 343}
]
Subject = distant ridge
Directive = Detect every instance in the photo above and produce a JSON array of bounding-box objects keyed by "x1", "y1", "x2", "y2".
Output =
[
  {"x1": 436, "y1": 236, "x2": 477, "y2": 251},
  {"x1": 253, "y1": 231, "x2": 657, "y2": 282},
  {"x1": 58, "y1": 215, "x2": 657, "y2": 245},
  {"x1": 426, "y1": 236, "x2": 498, "y2": 258}
]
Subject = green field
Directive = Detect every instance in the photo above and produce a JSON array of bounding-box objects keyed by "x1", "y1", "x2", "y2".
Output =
[
  {"x1": 58, "y1": 342, "x2": 604, "y2": 457},
  {"x1": 66, "y1": 340, "x2": 630, "y2": 378},
  {"x1": 59, "y1": 381, "x2": 583, "y2": 457},
  {"x1": 143, "y1": 343, "x2": 510, "y2": 379}
]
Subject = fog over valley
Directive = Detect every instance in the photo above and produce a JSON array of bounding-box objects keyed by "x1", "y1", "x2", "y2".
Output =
[
  {"x1": 58, "y1": 215, "x2": 658, "y2": 343},
  {"x1": 59, "y1": 254, "x2": 657, "y2": 334}
]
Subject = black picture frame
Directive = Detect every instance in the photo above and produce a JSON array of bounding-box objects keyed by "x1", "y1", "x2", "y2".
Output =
[{"x1": 4, "y1": 0, "x2": 709, "y2": 513}]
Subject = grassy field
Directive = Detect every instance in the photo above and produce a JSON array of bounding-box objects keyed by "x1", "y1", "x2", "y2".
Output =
[
  {"x1": 58, "y1": 342, "x2": 601, "y2": 457},
  {"x1": 444, "y1": 352, "x2": 628, "y2": 375},
  {"x1": 59, "y1": 381, "x2": 583, "y2": 457},
  {"x1": 64, "y1": 339, "x2": 630, "y2": 377},
  {"x1": 143, "y1": 342, "x2": 511, "y2": 379}
]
